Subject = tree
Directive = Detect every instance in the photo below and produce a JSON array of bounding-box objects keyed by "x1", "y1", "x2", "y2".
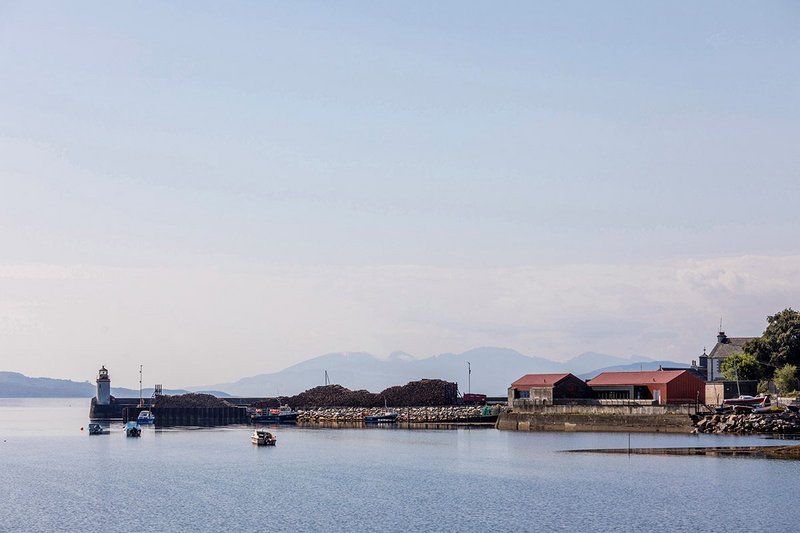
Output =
[
  {"x1": 744, "y1": 308, "x2": 800, "y2": 376},
  {"x1": 773, "y1": 364, "x2": 799, "y2": 396},
  {"x1": 720, "y1": 352, "x2": 764, "y2": 382}
]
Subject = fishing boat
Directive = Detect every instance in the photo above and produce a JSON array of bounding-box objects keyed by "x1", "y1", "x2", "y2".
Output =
[
  {"x1": 251, "y1": 429, "x2": 277, "y2": 446},
  {"x1": 87, "y1": 423, "x2": 108, "y2": 435},
  {"x1": 124, "y1": 421, "x2": 142, "y2": 437},
  {"x1": 137, "y1": 410, "x2": 155, "y2": 424},
  {"x1": 249, "y1": 405, "x2": 298, "y2": 424}
]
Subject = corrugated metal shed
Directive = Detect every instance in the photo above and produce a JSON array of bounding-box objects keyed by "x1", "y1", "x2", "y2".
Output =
[
  {"x1": 588, "y1": 371, "x2": 686, "y2": 386},
  {"x1": 511, "y1": 373, "x2": 573, "y2": 388},
  {"x1": 588, "y1": 370, "x2": 705, "y2": 404}
]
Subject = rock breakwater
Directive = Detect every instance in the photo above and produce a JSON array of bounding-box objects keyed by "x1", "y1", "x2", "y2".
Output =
[
  {"x1": 694, "y1": 411, "x2": 800, "y2": 435},
  {"x1": 296, "y1": 405, "x2": 500, "y2": 424}
]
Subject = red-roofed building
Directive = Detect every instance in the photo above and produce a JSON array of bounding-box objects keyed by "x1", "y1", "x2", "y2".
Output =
[
  {"x1": 508, "y1": 373, "x2": 592, "y2": 405},
  {"x1": 587, "y1": 370, "x2": 705, "y2": 405}
]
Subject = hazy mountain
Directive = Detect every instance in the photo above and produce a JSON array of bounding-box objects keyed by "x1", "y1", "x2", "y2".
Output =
[
  {"x1": 0, "y1": 372, "x2": 94, "y2": 397},
  {"x1": 110, "y1": 386, "x2": 193, "y2": 397},
  {"x1": 0, "y1": 372, "x2": 191, "y2": 398},
  {"x1": 195, "y1": 347, "x2": 685, "y2": 397},
  {"x1": 563, "y1": 352, "x2": 653, "y2": 374},
  {"x1": 579, "y1": 361, "x2": 690, "y2": 380},
  {"x1": 2, "y1": 348, "x2": 690, "y2": 398}
]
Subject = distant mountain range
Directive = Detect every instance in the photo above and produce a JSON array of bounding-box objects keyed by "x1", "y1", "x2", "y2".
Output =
[
  {"x1": 0, "y1": 371, "x2": 212, "y2": 398},
  {"x1": 1, "y1": 347, "x2": 690, "y2": 398},
  {"x1": 193, "y1": 347, "x2": 689, "y2": 397}
]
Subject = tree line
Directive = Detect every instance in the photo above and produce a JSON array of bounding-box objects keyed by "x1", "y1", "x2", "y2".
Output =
[{"x1": 720, "y1": 308, "x2": 800, "y2": 395}]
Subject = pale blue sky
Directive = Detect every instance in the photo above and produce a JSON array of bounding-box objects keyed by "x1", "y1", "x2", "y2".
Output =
[{"x1": 1, "y1": 2, "x2": 798, "y2": 386}]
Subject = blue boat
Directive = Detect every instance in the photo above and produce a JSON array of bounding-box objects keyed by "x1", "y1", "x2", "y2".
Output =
[
  {"x1": 363, "y1": 412, "x2": 398, "y2": 424},
  {"x1": 137, "y1": 410, "x2": 155, "y2": 424},
  {"x1": 250, "y1": 405, "x2": 299, "y2": 424},
  {"x1": 124, "y1": 421, "x2": 141, "y2": 437},
  {"x1": 87, "y1": 423, "x2": 108, "y2": 435}
]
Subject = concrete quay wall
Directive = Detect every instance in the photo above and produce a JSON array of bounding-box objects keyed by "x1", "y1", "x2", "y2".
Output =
[
  {"x1": 498, "y1": 409, "x2": 695, "y2": 433},
  {"x1": 511, "y1": 402, "x2": 700, "y2": 416}
]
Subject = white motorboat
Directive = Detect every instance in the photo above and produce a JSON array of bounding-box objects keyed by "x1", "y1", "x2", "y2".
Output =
[
  {"x1": 87, "y1": 423, "x2": 108, "y2": 435},
  {"x1": 124, "y1": 421, "x2": 142, "y2": 437},
  {"x1": 137, "y1": 410, "x2": 155, "y2": 424},
  {"x1": 251, "y1": 429, "x2": 276, "y2": 446}
]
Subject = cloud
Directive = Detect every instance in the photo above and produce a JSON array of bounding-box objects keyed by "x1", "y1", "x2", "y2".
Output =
[{"x1": 1, "y1": 254, "x2": 798, "y2": 386}]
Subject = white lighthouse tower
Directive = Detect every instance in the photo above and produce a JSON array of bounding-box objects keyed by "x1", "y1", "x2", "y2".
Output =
[{"x1": 96, "y1": 366, "x2": 111, "y2": 405}]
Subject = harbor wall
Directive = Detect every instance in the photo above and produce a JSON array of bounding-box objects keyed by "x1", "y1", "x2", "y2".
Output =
[
  {"x1": 90, "y1": 397, "x2": 246, "y2": 426},
  {"x1": 89, "y1": 397, "x2": 152, "y2": 420},
  {"x1": 498, "y1": 405, "x2": 697, "y2": 433},
  {"x1": 145, "y1": 406, "x2": 247, "y2": 426}
]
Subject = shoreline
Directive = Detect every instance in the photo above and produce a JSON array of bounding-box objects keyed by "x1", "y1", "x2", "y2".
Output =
[{"x1": 566, "y1": 444, "x2": 800, "y2": 460}]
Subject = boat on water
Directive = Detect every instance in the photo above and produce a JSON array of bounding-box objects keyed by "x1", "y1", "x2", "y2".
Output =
[
  {"x1": 87, "y1": 423, "x2": 108, "y2": 435},
  {"x1": 363, "y1": 412, "x2": 399, "y2": 424},
  {"x1": 251, "y1": 429, "x2": 277, "y2": 446},
  {"x1": 137, "y1": 410, "x2": 155, "y2": 424},
  {"x1": 250, "y1": 405, "x2": 298, "y2": 424},
  {"x1": 124, "y1": 421, "x2": 142, "y2": 437},
  {"x1": 723, "y1": 395, "x2": 770, "y2": 406},
  {"x1": 753, "y1": 404, "x2": 785, "y2": 414}
]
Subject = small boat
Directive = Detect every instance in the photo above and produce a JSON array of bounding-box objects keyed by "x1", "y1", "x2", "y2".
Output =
[
  {"x1": 251, "y1": 429, "x2": 277, "y2": 446},
  {"x1": 250, "y1": 405, "x2": 298, "y2": 424},
  {"x1": 753, "y1": 405, "x2": 785, "y2": 414},
  {"x1": 137, "y1": 410, "x2": 155, "y2": 424},
  {"x1": 87, "y1": 423, "x2": 108, "y2": 435},
  {"x1": 124, "y1": 421, "x2": 142, "y2": 437},
  {"x1": 363, "y1": 412, "x2": 398, "y2": 424},
  {"x1": 723, "y1": 395, "x2": 770, "y2": 406}
]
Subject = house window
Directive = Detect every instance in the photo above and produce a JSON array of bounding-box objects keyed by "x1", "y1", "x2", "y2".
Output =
[{"x1": 516, "y1": 390, "x2": 530, "y2": 399}]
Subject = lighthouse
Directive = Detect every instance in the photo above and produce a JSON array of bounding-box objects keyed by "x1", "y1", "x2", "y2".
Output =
[{"x1": 96, "y1": 366, "x2": 111, "y2": 405}]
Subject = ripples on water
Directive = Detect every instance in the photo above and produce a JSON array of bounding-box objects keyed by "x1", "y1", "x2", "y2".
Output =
[{"x1": 2, "y1": 399, "x2": 800, "y2": 532}]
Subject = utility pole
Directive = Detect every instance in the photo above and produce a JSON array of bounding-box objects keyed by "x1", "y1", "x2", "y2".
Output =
[{"x1": 467, "y1": 361, "x2": 471, "y2": 394}]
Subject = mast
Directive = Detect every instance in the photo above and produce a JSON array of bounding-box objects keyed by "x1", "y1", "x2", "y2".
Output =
[
  {"x1": 467, "y1": 361, "x2": 471, "y2": 394},
  {"x1": 139, "y1": 364, "x2": 143, "y2": 407}
]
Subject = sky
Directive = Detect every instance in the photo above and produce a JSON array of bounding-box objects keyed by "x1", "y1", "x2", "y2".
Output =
[{"x1": 1, "y1": 2, "x2": 799, "y2": 389}]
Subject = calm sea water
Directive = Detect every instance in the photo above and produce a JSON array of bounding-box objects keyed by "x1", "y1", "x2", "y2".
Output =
[{"x1": 2, "y1": 398, "x2": 799, "y2": 533}]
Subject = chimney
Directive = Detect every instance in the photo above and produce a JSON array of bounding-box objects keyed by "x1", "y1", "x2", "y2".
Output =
[{"x1": 717, "y1": 331, "x2": 727, "y2": 344}]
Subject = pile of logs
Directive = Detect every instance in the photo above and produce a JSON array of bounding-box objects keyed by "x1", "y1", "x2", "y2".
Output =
[
  {"x1": 153, "y1": 393, "x2": 234, "y2": 408},
  {"x1": 251, "y1": 379, "x2": 459, "y2": 409}
]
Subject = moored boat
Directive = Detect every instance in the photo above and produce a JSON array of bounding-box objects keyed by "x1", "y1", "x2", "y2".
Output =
[
  {"x1": 87, "y1": 423, "x2": 108, "y2": 435},
  {"x1": 723, "y1": 395, "x2": 770, "y2": 406},
  {"x1": 137, "y1": 410, "x2": 155, "y2": 424},
  {"x1": 251, "y1": 429, "x2": 277, "y2": 446},
  {"x1": 249, "y1": 405, "x2": 298, "y2": 424},
  {"x1": 753, "y1": 404, "x2": 785, "y2": 414},
  {"x1": 124, "y1": 421, "x2": 142, "y2": 437},
  {"x1": 363, "y1": 412, "x2": 398, "y2": 424}
]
